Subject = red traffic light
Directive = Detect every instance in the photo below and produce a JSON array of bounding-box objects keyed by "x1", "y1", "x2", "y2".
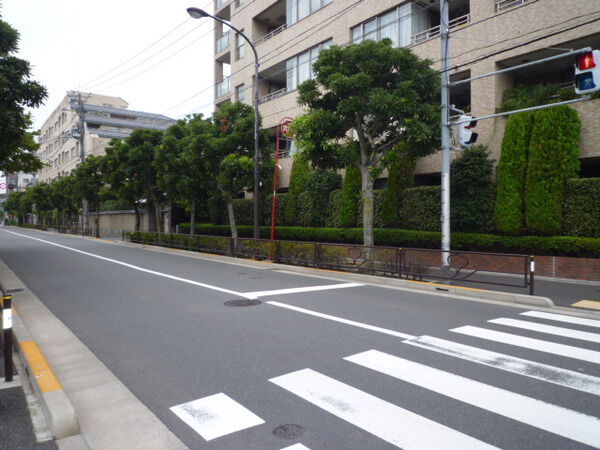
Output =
[{"x1": 577, "y1": 52, "x2": 597, "y2": 70}]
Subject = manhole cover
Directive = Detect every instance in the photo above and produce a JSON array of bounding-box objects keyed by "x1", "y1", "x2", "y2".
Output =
[
  {"x1": 273, "y1": 424, "x2": 304, "y2": 440},
  {"x1": 224, "y1": 299, "x2": 262, "y2": 307}
]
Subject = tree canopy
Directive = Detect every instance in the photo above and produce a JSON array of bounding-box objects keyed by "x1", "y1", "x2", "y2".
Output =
[
  {"x1": 290, "y1": 39, "x2": 440, "y2": 246},
  {"x1": 0, "y1": 10, "x2": 47, "y2": 173}
]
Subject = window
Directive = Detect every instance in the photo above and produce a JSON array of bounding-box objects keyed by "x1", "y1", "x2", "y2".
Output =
[
  {"x1": 351, "y1": 4, "x2": 430, "y2": 48},
  {"x1": 236, "y1": 32, "x2": 245, "y2": 59},
  {"x1": 235, "y1": 84, "x2": 246, "y2": 103},
  {"x1": 286, "y1": 0, "x2": 331, "y2": 26},
  {"x1": 285, "y1": 39, "x2": 333, "y2": 91}
]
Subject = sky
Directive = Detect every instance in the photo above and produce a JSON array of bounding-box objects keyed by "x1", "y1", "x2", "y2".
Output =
[{"x1": 2, "y1": 0, "x2": 216, "y2": 130}]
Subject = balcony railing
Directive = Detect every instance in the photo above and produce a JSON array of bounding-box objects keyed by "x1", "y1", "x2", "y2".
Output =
[
  {"x1": 258, "y1": 87, "x2": 288, "y2": 104},
  {"x1": 216, "y1": 0, "x2": 230, "y2": 10},
  {"x1": 254, "y1": 24, "x2": 287, "y2": 46},
  {"x1": 411, "y1": 13, "x2": 470, "y2": 45},
  {"x1": 216, "y1": 31, "x2": 231, "y2": 53},
  {"x1": 495, "y1": 0, "x2": 529, "y2": 12},
  {"x1": 216, "y1": 77, "x2": 231, "y2": 98}
]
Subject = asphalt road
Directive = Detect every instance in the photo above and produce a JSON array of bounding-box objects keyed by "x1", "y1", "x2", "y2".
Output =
[{"x1": 1, "y1": 227, "x2": 599, "y2": 449}]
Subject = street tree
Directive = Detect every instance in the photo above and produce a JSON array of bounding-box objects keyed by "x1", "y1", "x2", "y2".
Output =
[
  {"x1": 72, "y1": 155, "x2": 108, "y2": 237},
  {"x1": 211, "y1": 102, "x2": 258, "y2": 238},
  {"x1": 157, "y1": 114, "x2": 213, "y2": 234},
  {"x1": 48, "y1": 176, "x2": 78, "y2": 228},
  {"x1": 104, "y1": 139, "x2": 146, "y2": 231},
  {"x1": 0, "y1": 11, "x2": 47, "y2": 173},
  {"x1": 290, "y1": 39, "x2": 440, "y2": 247}
]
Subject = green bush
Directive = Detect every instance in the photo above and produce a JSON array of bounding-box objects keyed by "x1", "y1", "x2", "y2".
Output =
[
  {"x1": 284, "y1": 154, "x2": 311, "y2": 225},
  {"x1": 326, "y1": 190, "x2": 343, "y2": 228},
  {"x1": 306, "y1": 170, "x2": 342, "y2": 226},
  {"x1": 340, "y1": 165, "x2": 361, "y2": 227},
  {"x1": 381, "y1": 157, "x2": 415, "y2": 228},
  {"x1": 129, "y1": 227, "x2": 600, "y2": 257},
  {"x1": 233, "y1": 198, "x2": 253, "y2": 225},
  {"x1": 526, "y1": 106, "x2": 581, "y2": 235},
  {"x1": 398, "y1": 186, "x2": 440, "y2": 231},
  {"x1": 495, "y1": 112, "x2": 534, "y2": 234},
  {"x1": 451, "y1": 146, "x2": 495, "y2": 233},
  {"x1": 562, "y1": 178, "x2": 600, "y2": 237}
]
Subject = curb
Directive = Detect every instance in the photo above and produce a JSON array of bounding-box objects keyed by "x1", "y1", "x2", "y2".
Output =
[{"x1": 11, "y1": 308, "x2": 79, "y2": 440}]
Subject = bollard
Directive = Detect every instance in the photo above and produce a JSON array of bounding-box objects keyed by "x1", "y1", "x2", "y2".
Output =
[
  {"x1": 529, "y1": 256, "x2": 535, "y2": 296},
  {"x1": 2, "y1": 295, "x2": 13, "y2": 382}
]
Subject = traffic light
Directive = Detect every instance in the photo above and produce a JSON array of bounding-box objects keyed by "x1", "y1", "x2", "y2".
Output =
[
  {"x1": 575, "y1": 50, "x2": 600, "y2": 94},
  {"x1": 457, "y1": 115, "x2": 478, "y2": 147}
]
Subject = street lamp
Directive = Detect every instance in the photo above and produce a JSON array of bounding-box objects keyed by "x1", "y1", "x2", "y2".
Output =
[{"x1": 187, "y1": 7, "x2": 262, "y2": 240}]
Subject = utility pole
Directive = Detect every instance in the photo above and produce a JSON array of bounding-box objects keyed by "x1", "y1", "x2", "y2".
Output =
[
  {"x1": 71, "y1": 91, "x2": 89, "y2": 232},
  {"x1": 440, "y1": 0, "x2": 451, "y2": 269}
]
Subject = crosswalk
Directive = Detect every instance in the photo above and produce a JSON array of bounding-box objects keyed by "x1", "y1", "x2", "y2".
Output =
[{"x1": 171, "y1": 310, "x2": 600, "y2": 448}]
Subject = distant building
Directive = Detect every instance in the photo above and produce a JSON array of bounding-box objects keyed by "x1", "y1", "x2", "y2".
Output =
[{"x1": 37, "y1": 91, "x2": 176, "y2": 183}]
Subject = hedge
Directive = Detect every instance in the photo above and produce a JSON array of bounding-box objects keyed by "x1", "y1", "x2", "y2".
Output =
[
  {"x1": 526, "y1": 106, "x2": 581, "y2": 235},
  {"x1": 562, "y1": 178, "x2": 600, "y2": 237},
  {"x1": 340, "y1": 165, "x2": 361, "y2": 227},
  {"x1": 136, "y1": 225, "x2": 600, "y2": 257},
  {"x1": 494, "y1": 112, "x2": 534, "y2": 234},
  {"x1": 398, "y1": 186, "x2": 440, "y2": 231}
]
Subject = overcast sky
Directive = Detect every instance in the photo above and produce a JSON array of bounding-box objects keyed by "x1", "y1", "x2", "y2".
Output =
[{"x1": 2, "y1": 0, "x2": 216, "y2": 130}]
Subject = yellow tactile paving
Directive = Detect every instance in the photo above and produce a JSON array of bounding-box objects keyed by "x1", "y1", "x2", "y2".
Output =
[{"x1": 571, "y1": 300, "x2": 600, "y2": 311}]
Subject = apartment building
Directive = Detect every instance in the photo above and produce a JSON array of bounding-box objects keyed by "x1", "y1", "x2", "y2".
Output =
[
  {"x1": 37, "y1": 92, "x2": 176, "y2": 183},
  {"x1": 211, "y1": 0, "x2": 600, "y2": 187}
]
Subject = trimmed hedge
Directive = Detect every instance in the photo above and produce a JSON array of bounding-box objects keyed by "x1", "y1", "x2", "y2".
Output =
[
  {"x1": 495, "y1": 112, "x2": 534, "y2": 234},
  {"x1": 398, "y1": 186, "x2": 440, "y2": 231},
  {"x1": 526, "y1": 106, "x2": 581, "y2": 235},
  {"x1": 340, "y1": 166, "x2": 361, "y2": 227},
  {"x1": 284, "y1": 154, "x2": 311, "y2": 225},
  {"x1": 562, "y1": 178, "x2": 600, "y2": 237},
  {"x1": 137, "y1": 225, "x2": 600, "y2": 257}
]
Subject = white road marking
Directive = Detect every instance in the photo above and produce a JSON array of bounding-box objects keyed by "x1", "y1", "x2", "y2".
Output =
[
  {"x1": 280, "y1": 444, "x2": 311, "y2": 450},
  {"x1": 270, "y1": 368, "x2": 498, "y2": 449},
  {"x1": 170, "y1": 393, "x2": 264, "y2": 441},
  {"x1": 404, "y1": 335, "x2": 600, "y2": 396},
  {"x1": 451, "y1": 326, "x2": 600, "y2": 364},
  {"x1": 520, "y1": 310, "x2": 600, "y2": 328},
  {"x1": 489, "y1": 317, "x2": 600, "y2": 343},
  {"x1": 2, "y1": 230, "x2": 255, "y2": 299},
  {"x1": 346, "y1": 350, "x2": 600, "y2": 448},
  {"x1": 244, "y1": 282, "x2": 364, "y2": 298},
  {"x1": 266, "y1": 301, "x2": 415, "y2": 339}
]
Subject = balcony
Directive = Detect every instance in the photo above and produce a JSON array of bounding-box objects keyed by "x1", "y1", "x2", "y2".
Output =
[
  {"x1": 258, "y1": 88, "x2": 288, "y2": 104},
  {"x1": 216, "y1": 31, "x2": 231, "y2": 53},
  {"x1": 495, "y1": 0, "x2": 530, "y2": 12},
  {"x1": 216, "y1": 77, "x2": 231, "y2": 98},
  {"x1": 253, "y1": 0, "x2": 286, "y2": 46},
  {"x1": 411, "y1": 13, "x2": 470, "y2": 45},
  {"x1": 255, "y1": 24, "x2": 287, "y2": 46}
]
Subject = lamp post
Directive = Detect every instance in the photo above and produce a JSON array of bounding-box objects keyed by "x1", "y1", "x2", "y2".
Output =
[{"x1": 187, "y1": 7, "x2": 262, "y2": 240}]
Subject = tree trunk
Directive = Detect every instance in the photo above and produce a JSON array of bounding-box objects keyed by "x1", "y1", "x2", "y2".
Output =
[
  {"x1": 190, "y1": 199, "x2": 196, "y2": 235},
  {"x1": 134, "y1": 204, "x2": 140, "y2": 232},
  {"x1": 226, "y1": 193, "x2": 238, "y2": 239},
  {"x1": 95, "y1": 208, "x2": 100, "y2": 238},
  {"x1": 151, "y1": 195, "x2": 163, "y2": 233},
  {"x1": 360, "y1": 156, "x2": 375, "y2": 249}
]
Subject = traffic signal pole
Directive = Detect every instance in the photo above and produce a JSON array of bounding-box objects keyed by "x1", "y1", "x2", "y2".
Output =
[{"x1": 440, "y1": 0, "x2": 451, "y2": 269}]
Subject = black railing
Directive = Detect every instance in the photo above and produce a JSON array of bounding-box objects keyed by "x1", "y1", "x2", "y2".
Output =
[{"x1": 126, "y1": 231, "x2": 535, "y2": 294}]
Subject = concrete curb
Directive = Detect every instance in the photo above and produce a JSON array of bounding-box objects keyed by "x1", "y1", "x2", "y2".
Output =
[{"x1": 11, "y1": 309, "x2": 80, "y2": 439}]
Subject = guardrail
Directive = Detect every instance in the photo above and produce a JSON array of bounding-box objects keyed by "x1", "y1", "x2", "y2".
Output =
[
  {"x1": 1, "y1": 281, "x2": 13, "y2": 382},
  {"x1": 125, "y1": 231, "x2": 535, "y2": 294}
]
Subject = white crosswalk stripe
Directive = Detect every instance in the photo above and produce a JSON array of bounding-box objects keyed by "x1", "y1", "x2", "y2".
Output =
[
  {"x1": 345, "y1": 349, "x2": 600, "y2": 448},
  {"x1": 488, "y1": 317, "x2": 600, "y2": 343},
  {"x1": 403, "y1": 334, "x2": 600, "y2": 396},
  {"x1": 451, "y1": 325, "x2": 600, "y2": 364},
  {"x1": 520, "y1": 310, "x2": 600, "y2": 328},
  {"x1": 270, "y1": 368, "x2": 499, "y2": 449}
]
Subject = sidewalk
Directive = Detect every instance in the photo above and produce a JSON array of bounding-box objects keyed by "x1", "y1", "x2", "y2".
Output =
[{"x1": 0, "y1": 346, "x2": 57, "y2": 449}]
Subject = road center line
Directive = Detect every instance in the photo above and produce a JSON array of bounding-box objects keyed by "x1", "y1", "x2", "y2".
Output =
[{"x1": 2, "y1": 229, "x2": 255, "y2": 299}]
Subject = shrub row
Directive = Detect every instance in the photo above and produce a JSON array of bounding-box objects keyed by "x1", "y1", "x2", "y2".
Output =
[
  {"x1": 170, "y1": 224, "x2": 600, "y2": 257},
  {"x1": 562, "y1": 178, "x2": 600, "y2": 237}
]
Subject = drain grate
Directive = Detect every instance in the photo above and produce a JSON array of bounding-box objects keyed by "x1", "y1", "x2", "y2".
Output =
[
  {"x1": 272, "y1": 424, "x2": 305, "y2": 440},
  {"x1": 224, "y1": 299, "x2": 262, "y2": 307}
]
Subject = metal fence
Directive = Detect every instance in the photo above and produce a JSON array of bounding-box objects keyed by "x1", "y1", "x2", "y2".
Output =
[{"x1": 125, "y1": 231, "x2": 535, "y2": 294}]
